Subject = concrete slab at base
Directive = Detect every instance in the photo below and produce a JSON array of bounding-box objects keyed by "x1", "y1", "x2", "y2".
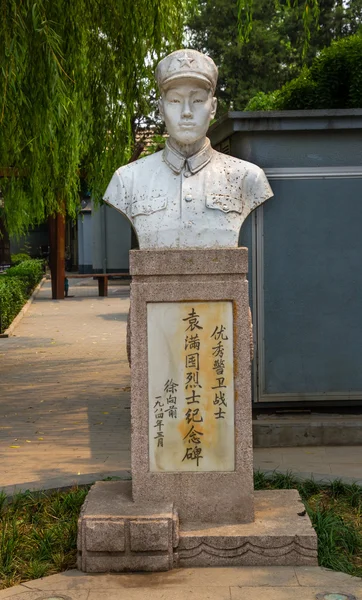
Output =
[{"x1": 176, "y1": 490, "x2": 318, "y2": 567}]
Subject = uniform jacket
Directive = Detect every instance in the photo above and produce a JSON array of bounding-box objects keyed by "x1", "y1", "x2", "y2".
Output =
[{"x1": 103, "y1": 138, "x2": 273, "y2": 248}]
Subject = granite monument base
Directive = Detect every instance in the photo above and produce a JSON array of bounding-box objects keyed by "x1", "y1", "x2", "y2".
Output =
[
  {"x1": 176, "y1": 489, "x2": 318, "y2": 567},
  {"x1": 129, "y1": 248, "x2": 254, "y2": 524},
  {"x1": 77, "y1": 481, "x2": 178, "y2": 573},
  {"x1": 77, "y1": 482, "x2": 318, "y2": 572},
  {"x1": 77, "y1": 248, "x2": 318, "y2": 572}
]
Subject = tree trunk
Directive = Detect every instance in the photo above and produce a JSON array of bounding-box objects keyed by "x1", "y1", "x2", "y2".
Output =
[
  {"x1": 0, "y1": 216, "x2": 11, "y2": 265},
  {"x1": 48, "y1": 211, "x2": 65, "y2": 299}
]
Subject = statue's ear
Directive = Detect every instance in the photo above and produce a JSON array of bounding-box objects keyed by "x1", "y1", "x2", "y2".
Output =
[
  {"x1": 158, "y1": 98, "x2": 164, "y2": 120},
  {"x1": 210, "y1": 97, "x2": 217, "y2": 120}
]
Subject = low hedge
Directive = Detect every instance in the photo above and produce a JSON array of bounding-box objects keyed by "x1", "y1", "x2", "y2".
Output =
[
  {"x1": 0, "y1": 277, "x2": 27, "y2": 333},
  {"x1": 11, "y1": 252, "x2": 31, "y2": 266},
  {"x1": 6, "y1": 260, "x2": 44, "y2": 295},
  {"x1": 0, "y1": 259, "x2": 44, "y2": 333}
]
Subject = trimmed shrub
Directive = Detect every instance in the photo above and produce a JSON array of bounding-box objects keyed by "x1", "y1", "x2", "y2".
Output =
[
  {"x1": 245, "y1": 34, "x2": 362, "y2": 111},
  {"x1": 0, "y1": 277, "x2": 27, "y2": 333},
  {"x1": 6, "y1": 259, "x2": 44, "y2": 295},
  {"x1": 11, "y1": 252, "x2": 31, "y2": 266},
  {"x1": 0, "y1": 259, "x2": 44, "y2": 333}
]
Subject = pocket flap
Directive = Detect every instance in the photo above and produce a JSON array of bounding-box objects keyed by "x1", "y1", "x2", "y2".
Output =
[
  {"x1": 131, "y1": 195, "x2": 167, "y2": 217},
  {"x1": 206, "y1": 194, "x2": 242, "y2": 214}
]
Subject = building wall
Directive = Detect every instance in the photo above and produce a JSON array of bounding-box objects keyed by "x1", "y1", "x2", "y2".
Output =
[
  {"x1": 90, "y1": 111, "x2": 362, "y2": 407},
  {"x1": 210, "y1": 109, "x2": 362, "y2": 407},
  {"x1": 92, "y1": 203, "x2": 131, "y2": 272},
  {"x1": 10, "y1": 224, "x2": 49, "y2": 258},
  {"x1": 78, "y1": 212, "x2": 93, "y2": 273}
]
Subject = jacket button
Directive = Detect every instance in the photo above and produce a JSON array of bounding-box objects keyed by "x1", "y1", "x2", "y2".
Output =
[
  {"x1": 185, "y1": 195, "x2": 193, "y2": 202},
  {"x1": 223, "y1": 204, "x2": 228, "y2": 210}
]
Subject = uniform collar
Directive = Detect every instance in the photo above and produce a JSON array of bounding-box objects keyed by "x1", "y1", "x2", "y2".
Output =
[{"x1": 163, "y1": 138, "x2": 213, "y2": 175}]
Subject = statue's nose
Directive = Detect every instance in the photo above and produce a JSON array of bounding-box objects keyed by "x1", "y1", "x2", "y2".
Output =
[{"x1": 181, "y1": 100, "x2": 193, "y2": 118}]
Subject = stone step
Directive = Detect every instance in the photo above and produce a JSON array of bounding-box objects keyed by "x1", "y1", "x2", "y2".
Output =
[
  {"x1": 176, "y1": 489, "x2": 317, "y2": 568},
  {"x1": 253, "y1": 414, "x2": 362, "y2": 447}
]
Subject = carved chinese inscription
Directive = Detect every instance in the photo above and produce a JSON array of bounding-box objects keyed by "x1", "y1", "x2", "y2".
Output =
[{"x1": 147, "y1": 301, "x2": 235, "y2": 472}]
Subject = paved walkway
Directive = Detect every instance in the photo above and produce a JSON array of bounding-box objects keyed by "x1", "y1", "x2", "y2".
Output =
[
  {"x1": 0, "y1": 279, "x2": 131, "y2": 494},
  {"x1": 1, "y1": 278, "x2": 362, "y2": 496},
  {"x1": 256, "y1": 445, "x2": 362, "y2": 484},
  {"x1": 0, "y1": 566, "x2": 361, "y2": 599}
]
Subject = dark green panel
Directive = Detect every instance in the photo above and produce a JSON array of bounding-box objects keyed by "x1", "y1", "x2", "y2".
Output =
[{"x1": 262, "y1": 178, "x2": 362, "y2": 396}]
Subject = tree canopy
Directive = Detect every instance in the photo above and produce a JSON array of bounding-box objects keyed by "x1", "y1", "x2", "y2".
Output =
[
  {"x1": 0, "y1": 0, "x2": 190, "y2": 236},
  {"x1": 245, "y1": 32, "x2": 362, "y2": 110},
  {"x1": 2, "y1": 0, "x2": 362, "y2": 238},
  {"x1": 188, "y1": 0, "x2": 362, "y2": 114}
]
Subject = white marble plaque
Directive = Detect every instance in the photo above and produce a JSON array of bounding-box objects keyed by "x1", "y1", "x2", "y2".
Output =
[{"x1": 147, "y1": 301, "x2": 235, "y2": 472}]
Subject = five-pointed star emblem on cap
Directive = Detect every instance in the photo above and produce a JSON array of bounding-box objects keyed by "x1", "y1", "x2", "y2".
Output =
[{"x1": 177, "y1": 53, "x2": 195, "y2": 69}]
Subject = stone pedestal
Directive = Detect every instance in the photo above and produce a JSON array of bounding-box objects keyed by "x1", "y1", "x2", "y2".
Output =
[
  {"x1": 130, "y1": 248, "x2": 254, "y2": 524},
  {"x1": 77, "y1": 248, "x2": 318, "y2": 572},
  {"x1": 77, "y1": 483, "x2": 317, "y2": 571},
  {"x1": 77, "y1": 481, "x2": 178, "y2": 572}
]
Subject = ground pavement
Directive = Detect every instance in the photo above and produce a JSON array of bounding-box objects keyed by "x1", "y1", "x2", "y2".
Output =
[
  {"x1": 0, "y1": 279, "x2": 131, "y2": 494},
  {"x1": 0, "y1": 567, "x2": 362, "y2": 599},
  {"x1": 1, "y1": 278, "x2": 362, "y2": 495}
]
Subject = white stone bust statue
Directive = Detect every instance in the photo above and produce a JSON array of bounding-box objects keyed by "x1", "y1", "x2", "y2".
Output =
[{"x1": 103, "y1": 49, "x2": 273, "y2": 249}]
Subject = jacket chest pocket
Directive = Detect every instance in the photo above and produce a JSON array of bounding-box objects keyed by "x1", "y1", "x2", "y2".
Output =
[
  {"x1": 131, "y1": 195, "x2": 167, "y2": 217},
  {"x1": 206, "y1": 194, "x2": 243, "y2": 214}
]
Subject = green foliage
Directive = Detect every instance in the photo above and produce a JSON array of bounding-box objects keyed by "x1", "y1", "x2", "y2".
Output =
[
  {"x1": 238, "y1": 0, "x2": 320, "y2": 56},
  {"x1": 188, "y1": 0, "x2": 362, "y2": 113},
  {"x1": 6, "y1": 260, "x2": 44, "y2": 294},
  {"x1": 244, "y1": 92, "x2": 281, "y2": 111},
  {"x1": 311, "y1": 507, "x2": 362, "y2": 573},
  {"x1": 0, "y1": 487, "x2": 88, "y2": 589},
  {"x1": 0, "y1": 259, "x2": 43, "y2": 332},
  {"x1": 245, "y1": 33, "x2": 362, "y2": 109},
  {"x1": 0, "y1": 276, "x2": 27, "y2": 333},
  {"x1": 0, "y1": 0, "x2": 193, "y2": 237},
  {"x1": 189, "y1": 0, "x2": 297, "y2": 112},
  {"x1": 10, "y1": 253, "x2": 31, "y2": 267}
]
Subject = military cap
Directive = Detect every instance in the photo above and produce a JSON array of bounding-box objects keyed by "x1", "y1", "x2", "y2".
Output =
[{"x1": 155, "y1": 49, "x2": 218, "y2": 93}]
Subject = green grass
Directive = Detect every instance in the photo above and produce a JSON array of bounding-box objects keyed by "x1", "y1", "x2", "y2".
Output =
[
  {"x1": 254, "y1": 471, "x2": 362, "y2": 577},
  {"x1": 0, "y1": 474, "x2": 362, "y2": 589},
  {"x1": 0, "y1": 487, "x2": 89, "y2": 589}
]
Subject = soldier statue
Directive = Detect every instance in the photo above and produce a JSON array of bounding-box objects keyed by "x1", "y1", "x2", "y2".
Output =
[{"x1": 103, "y1": 49, "x2": 273, "y2": 248}]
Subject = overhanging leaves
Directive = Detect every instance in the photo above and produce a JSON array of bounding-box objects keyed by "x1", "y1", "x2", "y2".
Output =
[
  {"x1": 237, "y1": 0, "x2": 320, "y2": 55},
  {"x1": 0, "y1": 0, "x2": 192, "y2": 236}
]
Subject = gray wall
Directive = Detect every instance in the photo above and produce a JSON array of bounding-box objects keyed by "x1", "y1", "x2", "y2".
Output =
[
  {"x1": 10, "y1": 224, "x2": 49, "y2": 258},
  {"x1": 78, "y1": 212, "x2": 93, "y2": 273},
  {"x1": 89, "y1": 111, "x2": 362, "y2": 407},
  {"x1": 210, "y1": 110, "x2": 362, "y2": 406},
  {"x1": 92, "y1": 203, "x2": 131, "y2": 272}
]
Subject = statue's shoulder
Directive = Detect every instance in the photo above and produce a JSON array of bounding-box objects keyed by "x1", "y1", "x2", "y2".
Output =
[
  {"x1": 211, "y1": 149, "x2": 263, "y2": 176},
  {"x1": 211, "y1": 149, "x2": 273, "y2": 206},
  {"x1": 116, "y1": 150, "x2": 163, "y2": 180}
]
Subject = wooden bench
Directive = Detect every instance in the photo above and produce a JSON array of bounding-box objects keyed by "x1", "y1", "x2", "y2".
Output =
[{"x1": 65, "y1": 273, "x2": 130, "y2": 297}]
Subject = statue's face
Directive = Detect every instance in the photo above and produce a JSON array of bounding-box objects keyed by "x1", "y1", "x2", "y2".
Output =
[{"x1": 159, "y1": 80, "x2": 217, "y2": 146}]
